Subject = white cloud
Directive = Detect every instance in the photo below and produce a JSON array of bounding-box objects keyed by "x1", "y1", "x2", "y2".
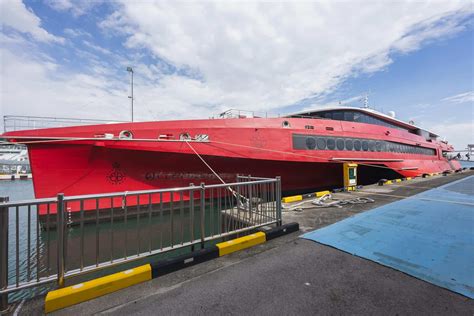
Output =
[
  {"x1": 426, "y1": 121, "x2": 474, "y2": 150},
  {"x1": 441, "y1": 91, "x2": 474, "y2": 104},
  {"x1": 0, "y1": 0, "x2": 64, "y2": 43},
  {"x1": 97, "y1": 1, "x2": 472, "y2": 112},
  {"x1": 1, "y1": 1, "x2": 473, "y2": 129},
  {"x1": 45, "y1": 0, "x2": 100, "y2": 17},
  {"x1": 0, "y1": 47, "x2": 129, "y2": 122},
  {"x1": 64, "y1": 28, "x2": 91, "y2": 38}
]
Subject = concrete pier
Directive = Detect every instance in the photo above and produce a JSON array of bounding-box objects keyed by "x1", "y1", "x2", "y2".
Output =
[{"x1": 16, "y1": 171, "x2": 474, "y2": 315}]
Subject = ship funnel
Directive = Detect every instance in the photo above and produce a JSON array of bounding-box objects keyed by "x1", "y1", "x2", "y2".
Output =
[{"x1": 387, "y1": 111, "x2": 396, "y2": 118}]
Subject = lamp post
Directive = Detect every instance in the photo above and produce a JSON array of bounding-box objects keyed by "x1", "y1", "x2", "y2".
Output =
[{"x1": 127, "y1": 66, "x2": 134, "y2": 122}]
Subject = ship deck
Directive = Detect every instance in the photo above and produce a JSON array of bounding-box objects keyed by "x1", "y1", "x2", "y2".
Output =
[{"x1": 17, "y1": 170, "x2": 474, "y2": 315}]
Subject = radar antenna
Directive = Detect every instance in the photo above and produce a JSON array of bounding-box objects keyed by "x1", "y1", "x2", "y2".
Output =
[{"x1": 363, "y1": 93, "x2": 369, "y2": 108}]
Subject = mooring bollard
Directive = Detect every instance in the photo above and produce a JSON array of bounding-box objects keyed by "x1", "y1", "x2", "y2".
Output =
[{"x1": 0, "y1": 196, "x2": 9, "y2": 313}]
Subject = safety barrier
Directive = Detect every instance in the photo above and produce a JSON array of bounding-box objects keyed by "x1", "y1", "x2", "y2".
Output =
[
  {"x1": 282, "y1": 190, "x2": 331, "y2": 203},
  {"x1": 44, "y1": 222, "x2": 299, "y2": 313},
  {"x1": 3, "y1": 115, "x2": 126, "y2": 132},
  {"x1": 0, "y1": 175, "x2": 282, "y2": 312}
]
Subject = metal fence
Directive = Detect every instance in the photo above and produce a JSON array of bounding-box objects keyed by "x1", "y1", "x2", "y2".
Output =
[
  {"x1": 3, "y1": 115, "x2": 127, "y2": 132},
  {"x1": 0, "y1": 176, "x2": 281, "y2": 309}
]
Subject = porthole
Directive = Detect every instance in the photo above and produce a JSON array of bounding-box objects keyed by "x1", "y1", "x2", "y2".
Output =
[
  {"x1": 119, "y1": 130, "x2": 133, "y2": 139},
  {"x1": 316, "y1": 138, "x2": 326, "y2": 150},
  {"x1": 306, "y1": 137, "x2": 316, "y2": 150},
  {"x1": 369, "y1": 141, "x2": 375, "y2": 151},
  {"x1": 354, "y1": 140, "x2": 361, "y2": 151},
  {"x1": 345, "y1": 139, "x2": 353, "y2": 151},
  {"x1": 327, "y1": 138, "x2": 336, "y2": 150},
  {"x1": 282, "y1": 120, "x2": 291, "y2": 128},
  {"x1": 375, "y1": 141, "x2": 382, "y2": 152},
  {"x1": 362, "y1": 140, "x2": 369, "y2": 151},
  {"x1": 336, "y1": 138, "x2": 345, "y2": 151}
]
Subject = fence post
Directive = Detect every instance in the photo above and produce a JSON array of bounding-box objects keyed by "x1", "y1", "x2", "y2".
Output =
[
  {"x1": 56, "y1": 194, "x2": 65, "y2": 288},
  {"x1": 276, "y1": 177, "x2": 282, "y2": 226},
  {"x1": 189, "y1": 183, "x2": 194, "y2": 251},
  {"x1": 200, "y1": 183, "x2": 205, "y2": 249},
  {"x1": 0, "y1": 197, "x2": 9, "y2": 313}
]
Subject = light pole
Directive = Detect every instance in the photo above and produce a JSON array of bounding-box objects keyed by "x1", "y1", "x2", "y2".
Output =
[{"x1": 127, "y1": 66, "x2": 134, "y2": 122}]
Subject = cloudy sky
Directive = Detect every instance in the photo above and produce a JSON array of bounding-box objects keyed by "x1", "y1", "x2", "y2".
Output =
[{"x1": 1, "y1": 0, "x2": 473, "y2": 149}]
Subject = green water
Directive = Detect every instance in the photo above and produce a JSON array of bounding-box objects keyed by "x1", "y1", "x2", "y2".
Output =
[{"x1": 0, "y1": 180, "x2": 231, "y2": 302}]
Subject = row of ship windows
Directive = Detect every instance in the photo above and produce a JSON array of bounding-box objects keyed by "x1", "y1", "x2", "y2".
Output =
[{"x1": 293, "y1": 135, "x2": 436, "y2": 156}]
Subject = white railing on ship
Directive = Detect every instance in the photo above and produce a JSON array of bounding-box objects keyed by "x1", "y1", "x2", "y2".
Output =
[
  {"x1": 0, "y1": 175, "x2": 282, "y2": 310},
  {"x1": 3, "y1": 115, "x2": 127, "y2": 132}
]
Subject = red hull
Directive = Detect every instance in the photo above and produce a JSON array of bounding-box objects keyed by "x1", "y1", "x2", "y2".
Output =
[{"x1": 4, "y1": 116, "x2": 461, "y2": 214}]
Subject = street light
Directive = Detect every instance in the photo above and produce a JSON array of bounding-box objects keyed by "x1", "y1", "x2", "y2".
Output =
[{"x1": 127, "y1": 66, "x2": 134, "y2": 122}]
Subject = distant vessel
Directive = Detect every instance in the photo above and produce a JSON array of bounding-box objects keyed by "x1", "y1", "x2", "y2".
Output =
[
  {"x1": 0, "y1": 144, "x2": 31, "y2": 176},
  {"x1": 2, "y1": 106, "x2": 461, "y2": 213}
]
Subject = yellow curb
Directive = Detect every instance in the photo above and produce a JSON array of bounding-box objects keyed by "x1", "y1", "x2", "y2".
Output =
[
  {"x1": 216, "y1": 232, "x2": 266, "y2": 256},
  {"x1": 282, "y1": 195, "x2": 303, "y2": 203},
  {"x1": 315, "y1": 190, "x2": 331, "y2": 197},
  {"x1": 45, "y1": 264, "x2": 151, "y2": 313}
]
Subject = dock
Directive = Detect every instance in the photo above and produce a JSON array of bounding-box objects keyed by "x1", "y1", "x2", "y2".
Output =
[{"x1": 15, "y1": 170, "x2": 474, "y2": 315}]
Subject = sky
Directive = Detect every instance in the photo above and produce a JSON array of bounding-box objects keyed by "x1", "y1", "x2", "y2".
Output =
[{"x1": 0, "y1": 0, "x2": 473, "y2": 149}]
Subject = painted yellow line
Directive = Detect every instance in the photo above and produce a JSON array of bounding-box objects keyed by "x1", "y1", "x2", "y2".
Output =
[
  {"x1": 384, "y1": 180, "x2": 393, "y2": 185},
  {"x1": 45, "y1": 264, "x2": 151, "y2": 313},
  {"x1": 216, "y1": 232, "x2": 266, "y2": 256},
  {"x1": 315, "y1": 190, "x2": 331, "y2": 197},
  {"x1": 395, "y1": 179, "x2": 402, "y2": 183},
  {"x1": 282, "y1": 195, "x2": 302, "y2": 203}
]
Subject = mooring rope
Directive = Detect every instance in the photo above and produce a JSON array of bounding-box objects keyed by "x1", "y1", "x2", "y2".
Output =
[
  {"x1": 282, "y1": 193, "x2": 375, "y2": 211},
  {"x1": 184, "y1": 140, "x2": 249, "y2": 208}
]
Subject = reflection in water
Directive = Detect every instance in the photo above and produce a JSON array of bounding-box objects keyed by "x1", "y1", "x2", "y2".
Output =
[{"x1": 1, "y1": 180, "x2": 237, "y2": 302}]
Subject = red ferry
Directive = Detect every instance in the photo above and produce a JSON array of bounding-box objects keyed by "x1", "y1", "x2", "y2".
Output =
[{"x1": 3, "y1": 107, "x2": 461, "y2": 213}]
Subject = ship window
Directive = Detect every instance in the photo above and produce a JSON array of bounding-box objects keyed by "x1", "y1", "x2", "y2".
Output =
[
  {"x1": 306, "y1": 137, "x2": 316, "y2": 150},
  {"x1": 345, "y1": 139, "x2": 353, "y2": 150},
  {"x1": 354, "y1": 140, "x2": 361, "y2": 151},
  {"x1": 332, "y1": 112, "x2": 344, "y2": 121},
  {"x1": 305, "y1": 125, "x2": 314, "y2": 129},
  {"x1": 343, "y1": 111, "x2": 354, "y2": 122},
  {"x1": 316, "y1": 138, "x2": 326, "y2": 150},
  {"x1": 327, "y1": 138, "x2": 336, "y2": 150},
  {"x1": 362, "y1": 140, "x2": 369, "y2": 151},
  {"x1": 375, "y1": 141, "x2": 382, "y2": 152},
  {"x1": 369, "y1": 141, "x2": 375, "y2": 151},
  {"x1": 336, "y1": 138, "x2": 345, "y2": 150}
]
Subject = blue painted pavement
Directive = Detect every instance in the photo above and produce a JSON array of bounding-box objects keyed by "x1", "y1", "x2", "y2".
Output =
[{"x1": 301, "y1": 176, "x2": 474, "y2": 298}]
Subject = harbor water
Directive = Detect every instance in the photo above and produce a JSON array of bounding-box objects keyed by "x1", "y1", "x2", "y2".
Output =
[{"x1": 0, "y1": 180, "x2": 225, "y2": 301}]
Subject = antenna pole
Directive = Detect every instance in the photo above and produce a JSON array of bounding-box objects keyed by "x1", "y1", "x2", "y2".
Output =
[{"x1": 127, "y1": 67, "x2": 134, "y2": 122}]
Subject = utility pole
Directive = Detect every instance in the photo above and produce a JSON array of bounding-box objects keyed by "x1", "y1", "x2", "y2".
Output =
[{"x1": 127, "y1": 67, "x2": 134, "y2": 122}]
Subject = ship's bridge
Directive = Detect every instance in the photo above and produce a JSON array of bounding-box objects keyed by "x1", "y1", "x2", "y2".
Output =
[{"x1": 285, "y1": 107, "x2": 440, "y2": 142}]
